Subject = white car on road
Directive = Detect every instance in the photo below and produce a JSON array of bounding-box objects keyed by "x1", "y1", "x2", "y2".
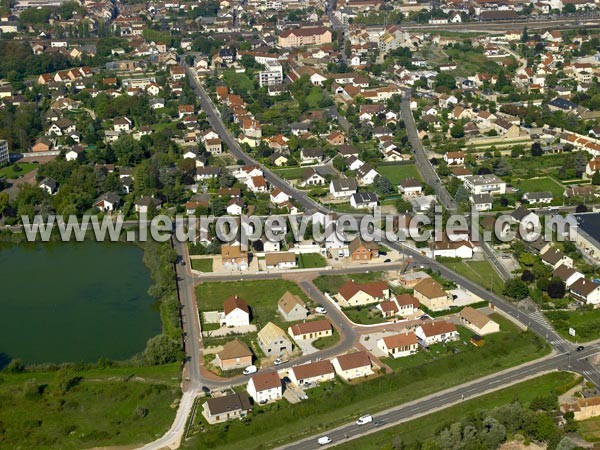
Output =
[
  {"x1": 243, "y1": 365, "x2": 257, "y2": 375},
  {"x1": 315, "y1": 306, "x2": 327, "y2": 314},
  {"x1": 356, "y1": 414, "x2": 373, "y2": 425},
  {"x1": 318, "y1": 436, "x2": 332, "y2": 445}
]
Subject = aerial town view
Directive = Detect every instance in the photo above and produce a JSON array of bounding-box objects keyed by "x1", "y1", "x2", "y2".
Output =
[{"x1": 2, "y1": 0, "x2": 600, "y2": 448}]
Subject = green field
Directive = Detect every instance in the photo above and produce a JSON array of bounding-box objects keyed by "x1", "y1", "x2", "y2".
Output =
[
  {"x1": 185, "y1": 313, "x2": 550, "y2": 450},
  {"x1": 513, "y1": 176, "x2": 564, "y2": 197},
  {"x1": 332, "y1": 371, "x2": 578, "y2": 450},
  {"x1": 313, "y1": 272, "x2": 385, "y2": 294},
  {"x1": 272, "y1": 166, "x2": 305, "y2": 180},
  {"x1": 196, "y1": 279, "x2": 311, "y2": 329},
  {"x1": 342, "y1": 305, "x2": 386, "y2": 325},
  {"x1": 440, "y1": 259, "x2": 505, "y2": 295},
  {"x1": 0, "y1": 162, "x2": 38, "y2": 179},
  {"x1": 191, "y1": 258, "x2": 213, "y2": 272},
  {"x1": 0, "y1": 364, "x2": 181, "y2": 449},
  {"x1": 297, "y1": 253, "x2": 327, "y2": 269},
  {"x1": 579, "y1": 416, "x2": 600, "y2": 442},
  {"x1": 544, "y1": 308, "x2": 600, "y2": 342},
  {"x1": 312, "y1": 328, "x2": 340, "y2": 350},
  {"x1": 376, "y1": 164, "x2": 422, "y2": 184}
]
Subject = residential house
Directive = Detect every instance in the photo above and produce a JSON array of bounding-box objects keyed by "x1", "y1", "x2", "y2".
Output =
[
  {"x1": 221, "y1": 244, "x2": 249, "y2": 270},
  {"x1": 202, "y1": 392, "x2": 252, "y2": 424},
  {"x1": 257, "y1": 322, "x2": 293, "y2": 357},
  {"x1": 569, "y1": 278, "x2": 600, "y2": 306},
  {"x1": 330, "y1": 178, "x2": 358, "y2": 199},
  {"x1": 463, "y1": 175, "x2": 506, "y2": 195},
  {"x1": 270, "y1": 188, "x2": 290, "y2": 205},
  {"x1": 415, "y1": 321, "x2": 459, "y2": 346},
  {"x1": 278, "y1": 27, "x2": 332, "y2": 48},
  {"x1": 413, "y1": 277, "x2": 451, "y2": 311},
  {"x1": 331, "y1": 351, "x2": 374, "y2": 381},
  {"x1": 300, "y1": 148, "x2": 324, "y2": 164},
  {"x1": 327, "y1": 131, "x2": 345, "y2": 146},
  {"x1": 398, "y1": 178, "x2": 422, "y2": 197},
  {"x1": 553, "y1": 264, "x2": 585, "y2": 288},
  {"x1": 430, "y1": 238, "x2": 475, "y2": 259},
  {"x1": 205, "y1": 138, "x2": 222, "y2": 154},
  {"x1": 337, "y1": 280, "x2": 390, "y2": 307},
  {"x1": 523, "y1": 191, "x2": 553, "y2": 204},
  {"x1": 444, "y1": 151, "x2": 465, "y2": 165},
  {"x1": 226, "y1": 199, "x2": 244, "y2": 215},
  {"x1": 541, "y1": 248, "x2": 574, "y2": 270},
  {"x1": 348, "y1": 236, "x2": 379, "y2": 262},
  {"x1": 561, "y1": 396, "x2": 600, "y2": 421},
  {"x1": 278, "y1": 292, "x2": 309, "y2": 322},
  {"x1": 134, "y1": 196, "x2": 162, "y2": 213},
  {"x1": 247, "y1": 175, "x2": 268, "y2": 193},
  {"x1": 459, "y1": 307, "x2": 500, "y2": 335},
  {"x1": 288, "y1": 319, "x2": 332, "y2": 341},
  {"x1": 113, "y1": 117, "x2": 132, "y2": 132},
  {"x1": 356, "y1": 163, "x2": 378, "y2": 185},
  {"x1": 94, "y1": 193, "x2": 121, "y2": 212},
  {"x1": 471, "y1": 194, "x2": 493, "y2": 212},
  {"x1": 289, "y1": 360, "x2": 335, "y2": 386},
  {"x1": 377, "y1": 332, "x2": 419, "y2": 358},
  {"x1": 39, "y1": 177, "x2": 58, "y2": 195},
  {"x1": 215, "y1": 339, "x2": 253, "y2": 371},
  {"x1": 221, "y1": 296, "x2": 250, "y2": 327},
  {"x1": 265, "y1": 252, "x2": 297, "y2": 269},
  {"x1": 247, "y1": 371, "x2": 282, "y2": 403},
  {"x1": 350, "y1": 192, "x2": 378, "y2": 209},
  {"x1": 300, "y1": 168, "x2": 327, "y2": 187}
]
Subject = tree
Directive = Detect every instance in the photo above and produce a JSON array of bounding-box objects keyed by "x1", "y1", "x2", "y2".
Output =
[
  {"x1": 435, "y1": 72, "x2": 456, "y2": 90},
  {"x1": 592, "y1": 171, "x2": 600, "y2": 186},
  {"x1": 450, "y1": 123, "x2": 464, "y2": 138},
  {"x1": 547, "y1": 278, "x2": 566, "y2": 299},
  {"x1": 395, "y1": 198, "x2": 413, "y2": 213},
  {"x1": 480, "y1": 417, "x2": 506, "y2": 449},
  {"x1": 519, "y1": 252, "x2": 535, "y2": 266},
  {"x1": 521, "y1": 270, "x2": 535, "y2": 283},
  {"x1": 503, "y1": 278, "x2": 529, "y2": 300},
  {"x1": 530, "y1": 142, "x2": 543, "y2": 157},
  {"x1": 375, "y1": 175, "x2": 396, "y2": 195},
  {"x1": 143, "y1": 334, "x2": 181, "y2": 365},
  {"x1": 576, "y1": 204, "x2": 588, "y2": 213}
]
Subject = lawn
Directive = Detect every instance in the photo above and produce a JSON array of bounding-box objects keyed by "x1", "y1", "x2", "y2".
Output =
[
  {"x1": 512, "y1": 176, "x2": 564, "y2": 198},
  {"x1": 272, "y1": 166, "x2": 304, "y2": 180},
  {"x1": 222, "y1": 69, "x2": 255, "y2": 97},
  {"x1": 313, "y1": 272, "x2": 386, "y2": 294},
  {"x1": 196, "y1": 279, "x2": 311, "y2": 330},
  {"x1": 579, "y1": 416, "x2": 600, "y2": 442},
  {"x1": 297, "y1": 253, "x2": 327, "y2": 269},
  {"x1": 332, "y1": 371, "x2": 578, "y2": 450},
  {"x1": 191, "y1": 258, "x2": 213, "y2": 272},
  {"x1": 184, "y1": 314, "x2": 550, "y2": 450},
  {"x1": 376, "y1": 164, "x2": 422, "y2": 184},
  {"x1": 0, "y1": 162, "x2": 37, "y2": 179},
  {"x1": 0, "y1": 363, "x2": 181, "y2": 449},
  {"x1": 342, "y1": 305, "x2": 386, "y2": 325},
  {"x1": 544, "y1": 308, "x2": 600, "y2": 342},
  {"x1": 312, "y1": 328, "x2": 340, "y2": 350},
  {"x1": 440, "y1": 259, "x2": 505, "y2": 295}
]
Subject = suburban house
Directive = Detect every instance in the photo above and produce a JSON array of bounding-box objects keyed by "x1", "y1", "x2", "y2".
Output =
[
  {"x1": 569, "y1": 278, "x2": 600, "y2": 306},
  {"x1": 415, "y1": 321, "x2": 459, "y2": 346},
  {"x1": 202, "y1": 392, "x2": 252, "y2": 424},
  {"x1": 523, "y1": 191, "x2": 553, "y2": 204},
  {"x1": 94, "y1": 193, "x2": 121, "y2": 212},
  {"x1": 214, "y1": 339, "x2": 253, "y2": 371},
  {"x1": 349, "y1": 236, "x2": 380, "y2": 262},
  {"x1": 553, "y1": 264, "x2": 585, "y2": 288},
  {"x1": 463, "y1": 174, "x2": 507, "y2": 195},
  {"x1": 376, "y1": 293, "x2": 420, "y2": 318},
  {"x1": 221, "y1": 244, "x2": 249, "y2": 270},
  {"x1": 511, "y1": 207, "x2": 541, "y2": 231},
  {"x1": 398, "y1": 178, "x2": 423, "y2": 197},
  {"x1": 134, "y1": 196, "x2": 162, "y2": 214},
  {"x1": 221, "y1": 296, "x2": 251, "y2": 327},
  {"x1": 459, "y1": 307, "x2": 500, "y2": 335},
  {"x1": 270, "y1": 188, "x2": 290, "y2": 205},
  {"x1": 278, "y1": 291, "x2": 309, "y2": 322},
  {"x1": 337, "y1": 280, "x2": 391, "y2": 307},
  {"x1": 561, "y1": 396, "x2": 600, "y2": 421},
  {"x1": 541, "y1": 248, "x2": 574, "y2": 270},
  {"x1": 430, "y1": 238, "x2": 475, "y2": 259},
  {"x1": 332, "y1": 351, "x2": 374, "y2": 381},
  {"x1": 377, "y1": 332, "x2": 419, "y2": 359},
  {"x1": 330, "y1": 178, "x2": 358, "y2": 199},
  {"x1": 39, "y1": 177, "x2": 58, "y2": 195},
  {"x1": 350, "y1": 192, "x2": 378, "y2": 209},
  {"x1": 289, "y1": 360, "x2": 335, "y2": 386},
  {"x1": 247, "y1": 371, "x2": 282, "y2": 403},
  {"x1": 288, "y1": 319, "x2": 332, "y2": 341},
  {"x1": 265, "y1": 251, "x2": 297, "y2": 269},
  {"x1": 300, "y1": 168, "x2": 327, "y2": 187},
  {"x1": 300, "y1": 148, "x2": 324, "y2": 164},
  {"x1": 471, "y1": 194, "x2": 493, "y2": 212},
  {"x1": 444, "y1": 151, "x2": 465, "y2": 165},
  {"x1": 412, "y1": 277, "x2": 452, "y2": 311},
  {"x1": 257, "y1": 322, "x2": 293, "y2": 356},
  {"x1": 356, "y1": 163, "x2": 379, "y2": 185}
]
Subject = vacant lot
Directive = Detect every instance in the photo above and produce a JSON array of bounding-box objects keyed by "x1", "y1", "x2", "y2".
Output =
[
  {"x1": 544, "y1": 308, "x2": 600, "y2": 342},
  {"x1": 513, "y1": 176, "x2": 564, "y2": 198},
  {"x1": 0, "y1": 364, "x2": 181, "y2": 450},
  {"x1": 191, "y1": 259, "x2": 213, "y2": 272},
  {"x1": 297, "y1": 253, "x2": 327, "y2": 269},
  {"x1": 579, "y1": 416, "x2": 600, "y2": 442},
  {"x1": 440, "y1": 259, "x2": 504, "y2": 295},
  {"x1": 272, "y1": 166, "x2": 304, "y2": 180},
  {"x1": 376, "y1": 164, "x2": 422, "y2": 184},
  {"x1": 0, "y1": 162, "x2": 38, "y2": 179},
  {"x1": 333, "y1": 372, "x2": 578, "y2": 450}
]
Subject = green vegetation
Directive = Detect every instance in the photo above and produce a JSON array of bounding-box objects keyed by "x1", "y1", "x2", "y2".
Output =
[
  {"x1": 513, "y1": 176, "x2": 564, "y2": 198},
  {"x1": 342, "y1": 305, "x2": 386, "y2": 325},
  {"x1": 185, "y1": 315, "x2": 549, "y2": 450},
  {"x1": 0, "y1": 162, "x2": 38, "y2": 179},
  {"x1": 0, "y1": 363, "x2": 181, "y2": 449},
  {"x1": 544, "y1": 308, "x2": 600, "y2": 342},
  {"x1": 222, "y1": 69, "x2": 255, "y2": 97},
  {"x1": 440, "y1": 259, "x2": 505, "y2": 295},
  {"x1": 333, "y1": 372, "x2": 578, "y2": 450},
  {"x1": 579, "y1": 416, "x2": 600, "y2": 442},
  {"x1": 375, "y1": 164, "x2": 422, "y2": 184},
  {"x1": 313, "y1": 272, "x2": 385, "y2": 294},
  {"x1": 191, "y1": 258, "x2": 213, "y2": 272},
  {"x1": 297, "y1": 253, "x2": 327, "y2": 269},
  {"x1": 312, "y1": 328, "x2": 340, "y2": 350},
  {"x1": 272, "y1": 166, "x2": 305, "y2": 180}
]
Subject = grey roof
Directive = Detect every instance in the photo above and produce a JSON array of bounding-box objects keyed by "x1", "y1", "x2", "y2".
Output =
[
  {"x1": 351, "y1": 192, "x2": 378, "y2": 204},
  {"x1": 472, "y1": 193, "x2": 493, "y2": 204},
  {"x1": 205, "y1": 392, "x2": 252, "y2": 416},
  {"x1": 331, "y1": 178, "x2": 357, "y2": 192},
  {"x1": 524, "y1": 191, "x2": 553, "y2": 200},
  {"x1": 39, "y1": 177, "x2": 57, "y2": 190}
]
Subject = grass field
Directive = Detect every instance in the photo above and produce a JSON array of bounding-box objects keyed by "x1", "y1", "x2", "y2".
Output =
[
  {"x1": 342, "y1": 305, "x2": 386, "y2": 325},
  {"x1": 376, "y1": 164, "x2": 422, "y2": 184},
  {"x1": 579, "y1": 416, "x2": 600, "y2": 442},
  {"x1": 191, "y1": 258, "x2": 213, "y2": 272},
  {"x1": 313, "y1": 272, "x2": 385, "y2": 294},
  {"x1": 544, "y1": 309, "x2": 600, "y2": 342},
  {"x1": 512, "y1": 176, "x2": 564, "y2": 198},
  {"x1": 332, "y1": 372, "x2": 578, "y2": 450},
  {"x1": 0, "y1": 363, "x2": 181, "y2": 449},
  {"x1": 196, "y1": 279, "x2": 311, "y2": 329},
  {"x1": 312, "y1": 328, "x2": 340, "y2": 350},
  {"x1": 440, "y1": 259, "x2": 505, "y2": 295},
  {"x1": 0, "y1": 162, "x2": 38, "y2": 179},
  {"x1": 297, "y1": 253, "x2": 327, "y2": 269},
  {"x1": 185, "y1": 313, "x2": 550, "y2": 450},
  {"x1": 272, "y1": 166, "x2": 305, "y2": 180}
]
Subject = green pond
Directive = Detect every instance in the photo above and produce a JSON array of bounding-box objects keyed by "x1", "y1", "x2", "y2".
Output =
[{"x1": 0, "y1": 241, "x2": 161, "y2": 367}]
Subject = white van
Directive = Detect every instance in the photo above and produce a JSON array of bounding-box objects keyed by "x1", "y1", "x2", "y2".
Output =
[
  {"x1": 318, "y1": 436, "x2": 332, "y2": 445},
  {"x1": 242, "y1": 365, "x2": 257, "y2": 375},
  {"x1": 356, "y1": 414, "x2": 373, "y2": 425}
]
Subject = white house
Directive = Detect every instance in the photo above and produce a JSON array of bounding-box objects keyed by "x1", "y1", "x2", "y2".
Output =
[
  {"x1": 270, "y1": 188, "x2": 290, "y2": 205},
  {"x1": 289, "y1": 360, "x2": 335, "y2": 386},
  {"x1": 247, "y1": 371, "x2": 282, "y2": 403},
  {"x1": 350, "y1": 192, "x2": 378, "y2": 209},
  {"x1": 357, "y1": 164, "x2": 379, "y2": 185},
  {"x1": 221, "y1": 296, "x2": 250, "y2": 327},
  {"x1": 415, "y1": 321, "x2": 459, "y2": 346},
  {"x1": 444, "y1": 151, "x2": 465, "y2": 165},
  {"x1": 377, "y1": 332, "x2": 419, "y2": 358},
  {"x1": 331, "y1": 352, "x2": 374, "y2": 381},
  {"x1": 463, "y1": 175, "x2": 506, "y2": 195},
  {"x1": 459, "y1": 307, "x2": 500, "y2": 335},
  {"x1": 569, "y1": 278, "x2": 600, "y2": 306},
  {"x1": 330, "y1": 178, "x2": 358, "y2": 199}
]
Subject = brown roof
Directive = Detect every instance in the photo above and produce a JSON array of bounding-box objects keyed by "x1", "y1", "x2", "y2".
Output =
[
  {"x1": 223, "y1": 296, "x2": 250, "y2": 315},
  {"x1": 250, "y1": 371, "x2": 281, "y2": 391},
  {"x1": 265, "y1": 251, "x2": 296, "y2": 266},
  {"x1": 570, "y1": 278, "x2": 600, "y2": 297},
  {"x1": 553, "y1": 264, "x2": 577, "y2": 282},
  {"x1": 378, "y1": 300, "x2": 398, "y2": 313},
  {"x1": 382, "y1": 332, "x2": 418, "y2": 349},
  {"x1": 217, "y1": 339, "x2": 253, "y2": 361},
  {"x1": 413, "y1": 277, "x2": 447, "y2": 299},
  {"x1": 278, "y1": 291, "x2": 306, "y2": 314},
  {"x1": 280, "y1": 26, "x2": 329, "y2": 38},
  {"x1": 459, "y1": 307, "x2": 494, "y2": 330},
  {"x1": 289, "y1": 319, "x2": 332, "y2": 337},
  {"x1": 395, "y1": 293, "x2": 419, "y2": 308},
  {"x1": 348, "y1": 236, "x2": 379, "y2": 254},
  {"x1": 419, "y1": 320, "x2": 457, "y2": 337},
  {"x1": 338, "y1": 280, "x2": 389, "y2": 301},
  {"x1": 541, "y1": 248, "x2": 566, "y2": 265},
  {"x1": 205, "y1": 392, "x2": 252, "y2": 416},
  {"x1": 335, "y1": 351, "x2": 372, "y2": 371},
  {"x1": 221, "y1": 244, "x2": 248, "y2": 259},
  {"x1": 291, "y1": 360, "x2": 334, "y2": 380}
]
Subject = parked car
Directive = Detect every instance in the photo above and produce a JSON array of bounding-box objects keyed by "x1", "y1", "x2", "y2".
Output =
[
  {"x1": 318, "y1": 436, "x2": 333, "y2": 445},
  {"x1": 274, "y1": 358, "x2": 287, "y2": 365},
  {"x1": 315, "y1": 306, "x2": 327, "y2": 314},
  {"x1": 356, "y1": 414, "x2": 373, "y2": 425},
  {"x1": 243, "y1": 365, "x2": 258, "y2": 375}
]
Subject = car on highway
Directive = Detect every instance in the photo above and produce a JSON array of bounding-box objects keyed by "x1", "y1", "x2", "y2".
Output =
[
  {"x1": 243, "y1": 365, "x2": 258, "y2": 375},
  {"x1": 356, "y1": 414, "x2": 373, "y2": 425},
  {"x1": 315, "y1": 306, "x2": 327, "y2": 314},
  {"x1": 318, "y1": 436, "x2": 333, "y2": 445},
  {"x1": 577, "y1": 346, "x2": 585, "y2": 351}
]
